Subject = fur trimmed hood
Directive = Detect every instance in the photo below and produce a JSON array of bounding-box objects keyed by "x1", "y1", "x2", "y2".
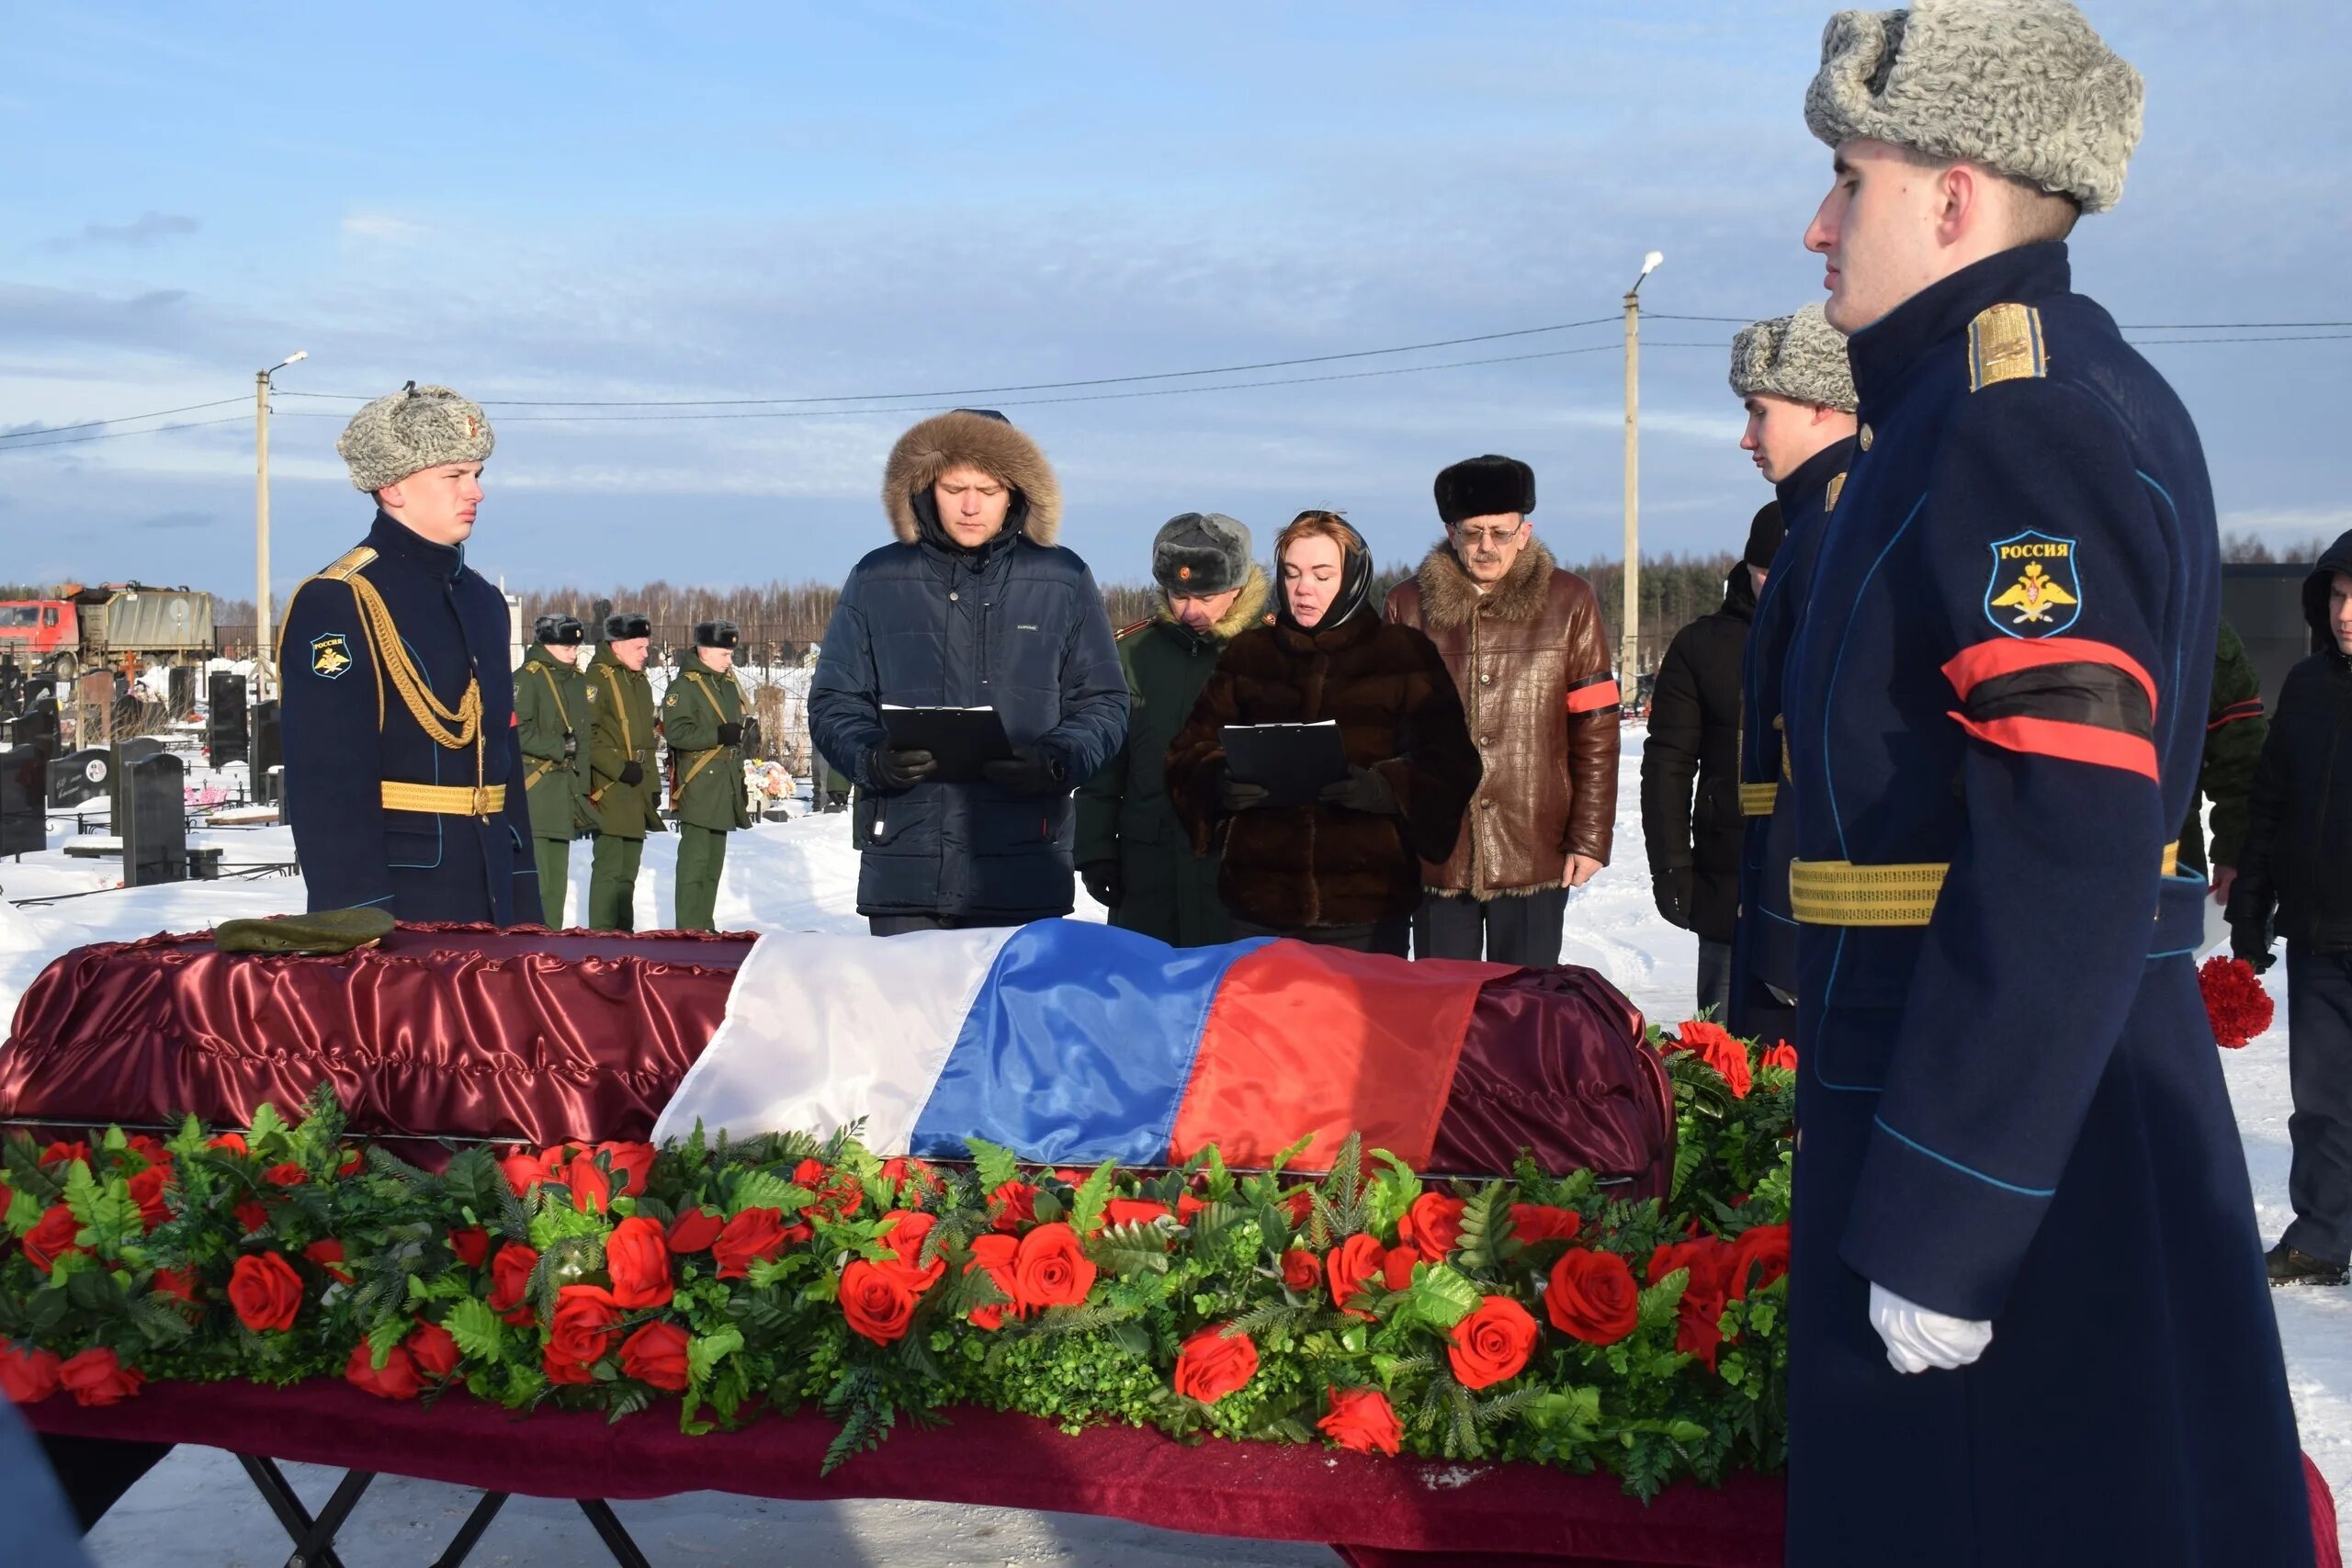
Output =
[
  {"x1": 1413, "y1": 537, "x2": 1556, "y2": 630},
  {"x1": 882, "y1": 411, "x2": 1062, "y2": 547},
  {"x1": 1158, "y1": 563, "x2": 1272, "y2": 642}
]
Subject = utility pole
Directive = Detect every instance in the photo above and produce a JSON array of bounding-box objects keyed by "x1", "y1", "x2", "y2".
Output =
[
  {"x1": 254, "y1": 351, "x2": 308, "y2": 695},
  {"x1": 1621, "y1": 252, "x2": 1662, "y2": 692}
]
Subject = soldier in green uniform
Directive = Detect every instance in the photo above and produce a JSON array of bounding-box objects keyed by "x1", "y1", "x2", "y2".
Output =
[
  {"x1": 515, "y1": 615, "x2": 594, "y2": 926},
  {"x1": 1076, "y1": 513, "x2": 1267, "y2": 946},
  {"x1": 2182, "y1": 617, "x2": 2270, "y2": 906},
  {"x1": 582, "y1": 612, "x2": 663, "y2": 931},
  {"x1": 663, "y1": 619, "x2": 752, "y2": 931}
]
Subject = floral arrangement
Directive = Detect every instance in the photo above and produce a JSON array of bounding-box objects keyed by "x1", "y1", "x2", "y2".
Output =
[
  {"x1": 0, "y1": 1021, "x2": 1791, "y2": 1498},
  {"x1": 2199, "y1": 954, "x2": 2276, "y2": 1050}
]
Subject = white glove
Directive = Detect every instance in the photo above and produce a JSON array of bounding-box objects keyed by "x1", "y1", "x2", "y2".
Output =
[{"x1": 1868, "y1": 1281, "x2": 1994, "y2": 1374}]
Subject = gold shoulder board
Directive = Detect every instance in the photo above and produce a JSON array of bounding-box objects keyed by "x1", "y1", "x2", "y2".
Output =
[
  {"x1": 1825, "y1": 472, "x2": 1847, "y2": 512},
  {"x1": 318, "y1": 545, "x2": 379, "y2": 582},
  {"x1": 1967, "y1": 303, "x2": 2047, "y2": 392}
]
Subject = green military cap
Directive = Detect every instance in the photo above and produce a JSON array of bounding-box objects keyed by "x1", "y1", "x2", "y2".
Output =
[{"x1": 215, "y1": 907, "x2": 396, "y2": 955}]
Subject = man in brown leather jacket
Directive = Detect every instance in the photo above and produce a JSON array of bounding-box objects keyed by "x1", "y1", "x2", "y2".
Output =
[{"x1": 1385, "y1": 455, "x2": 1620, "y2": 964}]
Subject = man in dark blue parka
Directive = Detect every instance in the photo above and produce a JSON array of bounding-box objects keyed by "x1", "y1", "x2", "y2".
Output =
[
  {"x1": 810, "y1": 410, "x2": 1126, "y2": 932},
  {"x1": 1780, "y1": 4, "x2": 2312, "y2": 1564},
  {"x1": 277, "y1": 383, "x2": 537, "y2": 924}
]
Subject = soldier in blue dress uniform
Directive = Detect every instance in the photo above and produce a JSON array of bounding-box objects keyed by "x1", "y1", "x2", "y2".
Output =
[
  {"x1": 1724, "y1": 303, "x2": 1857, "y2": 1046},
  {"x1": 1781, "y1": 5, "x2": 2312, "y2": 1564},
  {"x1": 277, "y1": 383, "x2": 538, "y2": 924}
]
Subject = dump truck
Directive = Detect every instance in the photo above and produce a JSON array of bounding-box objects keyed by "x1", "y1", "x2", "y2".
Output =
[{"x1": 0, "y1": 582, "x2": 216, "y2": 682}]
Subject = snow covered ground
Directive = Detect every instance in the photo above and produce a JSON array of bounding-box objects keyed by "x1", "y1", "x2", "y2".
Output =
[{"x1": 0, "y1": 733, "x2": 2338, "y2": 1563}]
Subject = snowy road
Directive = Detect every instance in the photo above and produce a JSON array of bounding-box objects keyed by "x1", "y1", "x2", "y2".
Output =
[{"x1": 0, "y1": 734, "x2": 2338, "y2": 1563}]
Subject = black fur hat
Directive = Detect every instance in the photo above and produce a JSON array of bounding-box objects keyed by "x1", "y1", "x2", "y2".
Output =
[
  {"x1": 1434, "y1": 455, "x2": 1536, "y2": 525},
  {"x1": 604, "y1": 612, "x2": 652, "y2": 641},
  {"x1": 695, "y1": 619, "x2": 741, "y2": 649},
  {"x1": 535, "y1": 615, "x2": 586, "y2": 646}
]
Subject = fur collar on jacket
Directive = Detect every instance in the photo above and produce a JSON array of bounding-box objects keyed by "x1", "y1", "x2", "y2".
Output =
[
  {"x1": 1413, "y1": 537, "x2": 1556, "y2": 629},
  {"x1": 1157, "y1": 564, "x2": 1272, "y2": 641},
  {"x1": 883, "y1": 412, "x2": 1062, "y2": 547}
]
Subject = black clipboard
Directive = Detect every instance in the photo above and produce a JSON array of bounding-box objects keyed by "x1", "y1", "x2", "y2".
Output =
[
  {"x1": 881, "y1": 705, "x2": 1013, "y2": 783},
  {"x1": 1221, "y1": 721, "x2": 1349, "y2": 807}
]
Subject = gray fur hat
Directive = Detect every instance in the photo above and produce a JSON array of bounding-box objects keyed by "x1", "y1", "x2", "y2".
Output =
[
  {"x1": 534, "y1": 615, "x2": 585, "y2": 646},
  {"x1": 1730, "y1": 304, "x2": 1857, "y2": 412},
  {"x1": 336, "y1": 382, "x2": 495, "y2": 492},
  {"x1": 1152, "y1": 513, "x2": 1252, "y2": 597},
  {"x1": 1804, "y1": 0, "x2": 2143, "y2": 214}
]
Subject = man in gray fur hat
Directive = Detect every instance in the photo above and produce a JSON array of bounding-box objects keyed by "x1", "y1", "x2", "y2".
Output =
[
  {"x1": 1077, "y1": 513, "x2": 1269, "y2": 945},
  {"x1": 1780, "y1": 5, "x2": 2315, "y2": 1564},
  {"x1": 277, "y1": 383, "x2": 540, "y2": 925}
]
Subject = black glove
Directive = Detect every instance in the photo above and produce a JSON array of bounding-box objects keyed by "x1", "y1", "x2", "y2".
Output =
[
  {"x1": 1217, "y1": 770, "x2": 1271, "y2": 814},
  {"x1": 716, "y1": 720, "x2": 744, "y2": 747},
  {"x1": 2231, "y1": 919, "x2": 2277, "y2": 975},
  {"x1": 870, "y1": 747, "x2": 938, "y2": 791},
  {"x1": 981, "y1": 746, "x2": 1065, "y2": 795},
  {"x1": 1080, "y1": 860, "x2": 1125, "y2": 909},
  {"x1": 1652, "y1": 864, "x2": 1694, "y2": 931},
  {"x1": 616, "y1": 760, "x2": 644, "y2": 788},
  {"x1": 1317, "y1": 764, "x2": 1397, "y2": 815}
]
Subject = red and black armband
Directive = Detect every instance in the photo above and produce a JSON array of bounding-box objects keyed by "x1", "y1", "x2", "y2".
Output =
[{"x1": 1941, "y1": 637, "x2": 2158, "y2": 781}]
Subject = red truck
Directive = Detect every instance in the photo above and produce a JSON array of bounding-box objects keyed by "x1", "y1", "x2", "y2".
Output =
[{"x1": 0, "y1": 582, "x2": 216, "y2": 682}]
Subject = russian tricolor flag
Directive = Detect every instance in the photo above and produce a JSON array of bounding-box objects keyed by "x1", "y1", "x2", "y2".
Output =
[{"x1": 652, "y1": 920, "x2": 1669, "y2": 1184}]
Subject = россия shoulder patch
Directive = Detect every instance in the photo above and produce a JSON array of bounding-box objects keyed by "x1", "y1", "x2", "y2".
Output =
[
  {"x1": 1984, "y1": 531, "x2": 2081, "y2": 637},
  {"x1": 310, "y1": 632, "x2": 354, "y2": 679}
]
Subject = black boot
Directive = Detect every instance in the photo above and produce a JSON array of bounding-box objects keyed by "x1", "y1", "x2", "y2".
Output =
[{"x1": 2266, "y1": 1240, "x2": 2349, "y2": 1287}]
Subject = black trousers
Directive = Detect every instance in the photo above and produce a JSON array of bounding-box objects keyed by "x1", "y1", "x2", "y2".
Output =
[
  {"x1": 1228, "y1": 914, "x2": 1411, "y2": 957},
  {"x1": 2285, "y1": 943, "x2": 2352, "y2": 1265},
  {"x1": 1412, "y1": 887, "x2": 1567, "y2": 966}
]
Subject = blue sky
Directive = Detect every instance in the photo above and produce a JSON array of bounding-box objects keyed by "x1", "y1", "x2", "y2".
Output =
[{"x1": 1, "y1": 1, "x2": 2346, "y2": 603}]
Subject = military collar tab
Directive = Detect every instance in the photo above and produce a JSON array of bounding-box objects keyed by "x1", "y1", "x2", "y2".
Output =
[
  {"x1": 366, "y1": 508, "x2": 467, "y2": 580},
  {"x1": 1845, "y1": 242, "x2": 2072, "y2": 410},
  {"x1": 1774, "y1": 435, "x2": 1857, "y2": 516}
]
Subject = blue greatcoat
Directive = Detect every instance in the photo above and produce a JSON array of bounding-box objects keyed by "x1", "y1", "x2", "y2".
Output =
[
  {"x1": 277, "y1": 510, "x2": 537, "y2": 924},
  {"x1": 1729, "y1": 434, "x2": 1853, "y2": 1042},
  {"x1": 1779, "y1": 244, "x2": 2311, "y2": 1567},
  {"x1": 808, "y1": 505, "x2": 1127, "y2": 921}
]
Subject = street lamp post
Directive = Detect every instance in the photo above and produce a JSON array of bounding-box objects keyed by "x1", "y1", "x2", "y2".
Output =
[
  {"x1": 254, "y1": 351, "x2": 308, "y2": 695},
  {"x1": 1621, "y1": 252, "x2": 1663, "y2": 695}
]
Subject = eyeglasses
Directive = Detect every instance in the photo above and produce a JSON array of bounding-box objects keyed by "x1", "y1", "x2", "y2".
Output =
[{"x1": 1452, "y1": 525, "x2": 1523, "y2": 547}]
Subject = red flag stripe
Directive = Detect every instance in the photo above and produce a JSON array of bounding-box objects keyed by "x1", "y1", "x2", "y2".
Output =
[
  {"x1": 1941, "y1": 637, "x2": 2158, "y2": 713},
  {"x1": 1949, "y1": 711, "x2": 2159, "y2": 782}
]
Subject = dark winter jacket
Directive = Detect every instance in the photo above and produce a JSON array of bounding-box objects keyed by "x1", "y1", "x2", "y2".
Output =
[
  {"x1": 1164, "y1": 606, "x2": 1481, "y2": 931},
  {"x1": 1640, "y1": 566, "x2": 1756, "y2": 944},
  {"x1": 2229, "y1": 530, "x2": 2352, "y2": 952},
  {"x1": 2177, "y1": 617, "x2": 2267, "y2": 879},
  {"x1": 808, "y1": 412, "x2": 1127, "y2": 920}
]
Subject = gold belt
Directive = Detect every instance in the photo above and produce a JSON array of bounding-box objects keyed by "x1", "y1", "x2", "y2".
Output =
[
  {"x1": 1791, "y1": 841, "x2": 2181, "y2": 928},
  {"x1": 1739, "y1": 783, "x2": 1779, "y2": 817},
  {"x1": 381, "y1": 782, "x2": 507, "y2": 818}
]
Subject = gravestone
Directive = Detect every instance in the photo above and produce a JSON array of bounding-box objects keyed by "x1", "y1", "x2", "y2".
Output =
[
  {"x1": 47, "y1": 748, "x2": 111, "y2": 810},
  {"x1": 252, "y1": 700, "x2": 281, "y2": 804},
  {"x1": 110, "y1": 737, "x2": 164, "y2": 826},
  {"x1": 0, "y1": 744, "x2": 43, "y2": 856},
  {"x1": 209, "y1": 671, "x2": 249, "y2": 768},
  {"x1": 119, "y1": 750, "x2": 187, "y2": 887},
  {"x1": 3, "y1": 706, "x2": 58, "y2": 763},
  {"x1": 167, "y1": 663, "x2": 199, "y2": 719}
]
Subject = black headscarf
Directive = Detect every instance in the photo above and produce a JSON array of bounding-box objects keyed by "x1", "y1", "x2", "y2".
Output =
[{"x1": 1275, "y1": 518, "x2": 1375, "y2": 635}]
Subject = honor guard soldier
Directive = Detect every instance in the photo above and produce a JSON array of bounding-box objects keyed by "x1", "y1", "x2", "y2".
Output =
[
  {"x1": 277, "y1": 383, "x2": 538, "y2": 923},
  {"x1": 582, "y1": 613, "x2": 663, "y2": 931},
  {"x1": 663, "y1": 619, "x2": 751, "y2": 931},
  {"x1": 1781, "y1": 6, "x2": 2313, "y2": 1565},
  {"x1": 516, "y1": 614, "x2": 594, "y2": 926},
  {"x1": 1724, "y1": 304, "x2": 1858, "y2": 1043}
]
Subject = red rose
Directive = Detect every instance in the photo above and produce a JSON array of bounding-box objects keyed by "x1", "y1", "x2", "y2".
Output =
[
  {"x1": 964, "y1": 1234, "x2": 1023, "y2": 1330},
  {"x1": 38, "y1": 1140, "x2": 91, "y2": 1169},
  {"x1": 1544, "y1": 1247, "x2": 1641, "y2": 1345},
  {"x1": 1728, "y1": 1224, "x2": 1791, "y2": 1301},
  {"x1": 876, "y1": 1209, "x2": 946, "y2": 1293},
  {"x1": 1761, "y1": 1041, "x2": 1799, "y2": 1071},
  {"x1": 1448, "y1": 1295, "x2": 1539, "y2": 1390},
  {"x1": 407, "y1": 1319, "x2": 460, "y2": 1380},
  {"x1": 125, "y1": 1134, "x2": 172, "y2": 1168},
  {"x1": 1011, "y1": 1222, "x2": 1098, "y2": 1310},
  {"x1": 712, "y1": 1208, "x2": 799, "y2": 1280},
  {"x1": 795, "y1": 1157, "x2": 863, "y2": 1221},
  {"x1": 235, "y1": 1199, "x2": 270, "y2": 1235},
  {"x1": 1176, "y1": 1192, "x2": 1206, "y2": 1224},
  {"x1": 264, "y1": 1162, "x2": 309, "y2": 1188},
  {"x1": 59, "y1": 1347, "x2": 142, "y2": 1407},
  {"x1": 839, "y1": 1259, "x2": 918, "y2": 1346},
  {"x1": 880, "y1": 1156, "x2": 940, "y2": 1207},
  {"x1": 1509, "y1": 1203, "x2": 1582, "y2": 1247},
  {"x1": 23, "y1": 1204, "x2": 85, "y2": 1273},
  {"x1": 543, "y1": 1284, "x2": 622, "y2": 1383},
  {"x1": 620, "y1": 1320, "x2": 691, "y2": 1391},
  {"x1": 338, "y1": 1148, "x2": 365, "y2": 1177},
  {"x1": 1672, "y1": 1020, "x2": 1753, "y2": 1099},
  {"x1": 303, "y1": 1238, "x2": 354, "y2": 1284},
  {"x1": 208, "y1": 1132, "x2": 248, "y2": 1156},
  {"x1": 1279, "y1": 1188, "x2": 1315, "y2": 1226},
  {"x1": 988, "y1": 1180, "x2": 1040, "y2": 1233},
  {"x1": 1383, "y1": 1246, "x2": 1419, "y2": 1292},
  {"x1": 345, "y1": 1341, "x2": 422, "y2": 1401},
  {"x1": 0, "y1": 1343, "x2": 62, "y2": 1404},
  {"x1": 1646, "y1": 1237, "x2": 1734, "y2": 1295},
  {"x1": 228, "y1": 1251, "x2": 304, "y2": 1333},
  {"x1": 1172, "y1": 1324, "x2": 1258, "y2": 1404},
  {"x1": 448, "y1": 1227, "x2": 492, "y2": 1269},
  {"x1": 1649, "y1": 1240, "x2": 1735, "y2": 1371},
  {"x1": 605, "y1": 1215, "x2": 674, "y2": 1310},
  {"x1": 1327, "y1": 1234, "x2": 1387, "y2": 1320},
  {"x1": 127, "y1": 1166, "x2": 172, "y2": 1232},
  {"x1": 151, "y1": 1266, "x2": 202, "y2": 1304},
  {"x1": 666, "y1": 1206, "x2": 724, "y2": 1254},
  {"x1": 1317, "y1": 1386, "x2": 1404, "y2": 1456},
  {"x1": 560, "y1": 1153, "x2": 612, "y2": 1215},
  {"x1": 499, "y1": 1148, "x2": 556, "y2": 1195},
  {"x1": 592, "y1": 1141, "x2": 656, "y2": 1198},
  {"x1": 1102, "y1": 1198, "x2": 1172, "y2": 1231},
  {"x1": 1281, "y1": 1248, "x2": 1320, "y2": 1292},
  {"x1": 1398, "y1": 1193, "x2": 1465, "y2": 1262},
  {"x1": 489, "y1": 1243, "x2": 541, "y2": 1325}
]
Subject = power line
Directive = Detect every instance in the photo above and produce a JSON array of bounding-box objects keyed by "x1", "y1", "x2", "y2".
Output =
[
  {"x1": 0, "y1": 413, "x2": 251, "y2": 456},
  {"x1": 1654, "y1": 312, "x2": 2352, "y2": 330},
  {"x1": 0, "y1": 396, "x2": 249, "y2": 443}
]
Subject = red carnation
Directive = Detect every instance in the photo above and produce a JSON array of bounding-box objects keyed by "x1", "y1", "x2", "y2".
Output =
[{"x1": 2199, "y1": 954, "x2": 2276, "y2": 1050}]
